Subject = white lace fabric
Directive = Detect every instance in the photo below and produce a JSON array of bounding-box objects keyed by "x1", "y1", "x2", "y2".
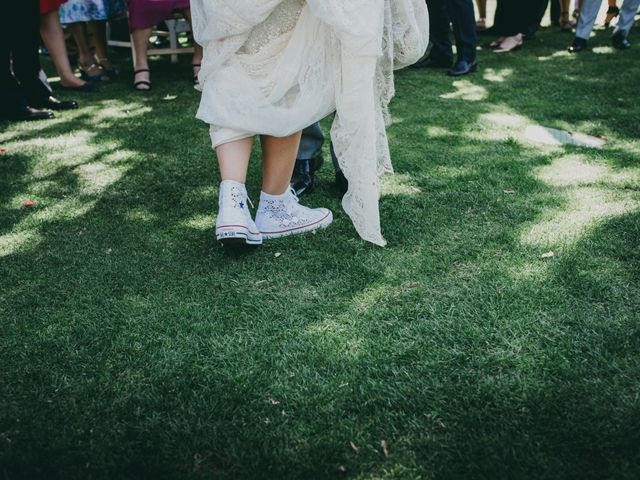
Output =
[
  {"x1": 191, "y1": 0, "x2": 429, "y2": 246},
  {"x1": 258, "y1": 188, "x2": 322, "y2": 230}
]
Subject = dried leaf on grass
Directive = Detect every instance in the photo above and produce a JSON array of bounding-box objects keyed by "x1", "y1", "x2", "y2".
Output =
[{"x1": 381, "y1": 439, "x2": 389, "y2": 457}]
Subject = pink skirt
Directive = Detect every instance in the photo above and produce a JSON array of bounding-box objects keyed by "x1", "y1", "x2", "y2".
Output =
[{"x1": 126, "y1": 0, "x2": 190, "y2": 30}]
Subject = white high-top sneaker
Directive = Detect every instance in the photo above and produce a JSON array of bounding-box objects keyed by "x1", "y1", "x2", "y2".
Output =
[
  {"x1": 255, "y1": 187, "x2": 333, "y2": 240},
  {"x1": 215, "y1": 180, "x2": 262, "y2": 246}
]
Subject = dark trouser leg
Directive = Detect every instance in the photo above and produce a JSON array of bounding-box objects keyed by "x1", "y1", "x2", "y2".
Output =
[
  {"x1": 495, "y1": 0, "x2": 524, "y2": 36},
  {"x1": 12, "y1": 0, "x2": 51, "y2": 105},
  {"x1": 550, "y1": 0, "x2": 560, "y2": 25},
  {"x1": 524, "y1": 0, "x2": 551, "y2": 36},
  {"x1": 447, "y1": 0, "x2": 477, "y2": 62},
  {"x1": 426, "y1": 0, "x2": 455, "y2": 62},
  {"x1": 0, "y1": 17, "x2": 27, "y2": 113},
  {"x1": 298, "y1": 123, "x2": 324, "y2": 160}
]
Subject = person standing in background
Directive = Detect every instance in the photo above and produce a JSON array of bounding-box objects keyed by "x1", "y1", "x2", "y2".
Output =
[
  {"x1": 413, "y1": 0, "x2": 478, "y2": 77},
  {"x1": 59, "y1": 0, "x2": 125, "y2": 80},
  {"x1": 569, "y1": 0, "x2": 640, "y2": 52},
  {"x1": 475, "y1": 0, "x2": 487, "y2": 30},
  {"x1": 40, "y1": 0, "x2": 97, "y2": 91},
  {"x1": 1, "y1": 0, "x2": 78, "y2": 121},
  {"x1": 126, "y1": 0, "x2": 202, "y2": 91}
]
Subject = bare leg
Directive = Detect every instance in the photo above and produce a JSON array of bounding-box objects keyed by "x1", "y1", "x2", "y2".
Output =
[
  {"x1": 40, "y1": 10, "x2": 88, "y2": 88},
  {"x1": 260, "y1": 132, "x2": 302, "y2": 195},
  {"x1": 131, "y1": 27, "x2": 152, "y2": 89},
  {"x1": 86, "y1": 21, "x2": 114, "y2": 70},
  {"x1": 476, "y1": 0, "x2": 487, "y2": 19},
  {"x1": 560, "y1": 0, "x2": 572, "y2": 27},
  {"x1": 216, "y1": 137, "x2": 254, "y2": 184},
  {"x1": 68, "y1": 22, "x2": 105, "y2": 79},
  {"x1": 605, "y1": 0, "x2": 619, "y2": 26},
  {"x1": 475, "y1": 0, "x2": 487, "y2": 28}
]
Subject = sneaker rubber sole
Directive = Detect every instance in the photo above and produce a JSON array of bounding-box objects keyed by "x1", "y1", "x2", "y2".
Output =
[
  {"x1": 216, "y1": 225, "x2": 263, "y2": 247},
  {"x1": 260, "y1": 210, "x2": 333, "y2": 240}
]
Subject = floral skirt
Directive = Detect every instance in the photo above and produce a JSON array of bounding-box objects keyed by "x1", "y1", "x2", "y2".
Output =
[{"x1": 59, "y1": 0, "x2": 125, "y2": 23}]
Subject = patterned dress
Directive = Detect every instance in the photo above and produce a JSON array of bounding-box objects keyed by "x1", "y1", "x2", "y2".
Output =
[{"x1": 58, "y1": 0, "x2": 125, "y2": 24}]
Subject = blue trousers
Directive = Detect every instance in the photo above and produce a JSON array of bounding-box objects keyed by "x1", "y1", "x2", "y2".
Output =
[
  {"x1": 576, "y1": 0, "x2": 640, "y2": 40},
  {"x1": 298, "y1": 122, "x2": 340, "y2": 172}
]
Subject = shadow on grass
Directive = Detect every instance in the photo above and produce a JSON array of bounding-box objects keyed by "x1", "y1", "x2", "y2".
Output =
[{"x1": 1, "y1": 31, "x2": 639, "y2": 479}]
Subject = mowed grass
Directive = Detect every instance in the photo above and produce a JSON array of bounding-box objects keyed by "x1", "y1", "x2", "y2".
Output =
[{"x1": 1, "y1": 20, "x2": 640, "y2": 480}]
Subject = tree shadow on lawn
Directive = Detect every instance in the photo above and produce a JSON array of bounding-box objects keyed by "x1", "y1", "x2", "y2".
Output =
[{"x1": 1, "y1": 39, "x2": 640, "y2": 479}]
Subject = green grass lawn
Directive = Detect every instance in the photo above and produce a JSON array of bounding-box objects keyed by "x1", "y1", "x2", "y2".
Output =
[{"x1": 1, "y1": 21, "x2": 640, "y2": 480}]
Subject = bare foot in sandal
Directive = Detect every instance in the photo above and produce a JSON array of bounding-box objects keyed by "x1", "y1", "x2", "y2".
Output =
[{"x1": 133, "y1": 68, "x2": 151, "y2": 91}]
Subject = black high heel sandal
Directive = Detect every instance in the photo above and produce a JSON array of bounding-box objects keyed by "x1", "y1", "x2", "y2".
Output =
[
  {"x1": 604, "y1": 6, "x2": 620, "y2": 27},
  {"x1": 559, "y1": 11, "x2": 573, "y2": 32},
  {"x1": 133, "y1": 68, "x2": 152, "y2": 91}
]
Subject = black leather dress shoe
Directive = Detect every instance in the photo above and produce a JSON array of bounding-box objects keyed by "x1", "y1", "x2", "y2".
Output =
[
  {"x1": 31, "y1": 96, "x2": 78, "y2": 111},
  {"x1": 447, "y1": 59, "x2": 477, "y2": 77},
  {"x1": 335, "y1": 170, "x2": 348, "y2": 195},
  {"x1": 291, "y1": 154, "x2": 324, "y2": 196},
  {"x1": 411, "y1": 55, "x2": 453, "y2": 69},
  {"x1": 568, "y1": 37, "x2": 588, "y2": 53},
  {"x1": 1, "y1": 106, "x2": 54, "y2": 122},
  {"x1": 612, "y1": 32, "x2": 631, "y2": 49}
]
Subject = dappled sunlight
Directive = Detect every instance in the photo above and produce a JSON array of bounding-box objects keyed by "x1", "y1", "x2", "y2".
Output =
[
  {"x1": 425, "y1": 126, "x2": 455, "y2": 138},
  {"x1": 181, "y1": 213, "x2": 215, "y2": 230},
  {"x1": 536, "y1": 155, "x2": 607, "y2": 186},
  {"x1": 471, "y1": 109, "x2": 536, "y2": 143},
  {"x1": 87, "y1": 100, "x2": 153, "y2": 124},
  {"x1": 481, "y1": 112, "x2": 529, "y2": 128},
  {"x1": 537, "y1": 50, "x2": 574, "y2": 62},
  {"x1": 592, "y1": 46, "x2": 615, "y2": 55},
  {"x1": 440, "y1": 80, "x2": 488, "y2": 101},
  {"x1": 24, "y1": 198, "x2": 97, "y2": 224},
  {"x1": 381, "y1": 174, "x2": 422, "y2": 196},
  {"x1": 521, "y1": 187, "x2": 639, "y2": 248},
  {"x1": 75, "y1": 161, "x2": 129, "y2": 196},
  {"x1": 523, "y1": 126, "x2": 605, "y2": 149},
  {"x1": 483, "y1": 68, "x2": 513, "y2": 83},
  {"x1": 305, "y1": 314, "x2": 365, "y2": 360},
  {"x1": 0, "y1": 230, "x2": 43, "y2": 258},
  {"x1": 430, "y1": 165, "x2": 474, "y2": 179},
  {"x1": 125, "y1": 208, "x2": 160, "y2": 223},
  {"x1": 180, "y1": 185, "x2": 217, "y2": 205},
  {"x1": 473, "y1": 110, "x2": 607, "y2": 150},
  {"x1": 506, "y1": 260, "x2": 551, "y2": 283}
]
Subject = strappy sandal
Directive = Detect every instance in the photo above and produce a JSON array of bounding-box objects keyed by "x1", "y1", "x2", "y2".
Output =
[
  {"x1": 192, "y1": 63, "x2": 201, "y2": 87},
  {"x1": 96, "y1": 57, "x2": 119, "y2": 78},
  {"x1": 133, "y1": 68, "x2": 152, "y2": 91},
  {"x1": 604, "y1": 6, "x2": 620, "y2": 27},
  {"x1": 79, "y1": 63, "x2": 107, "y2": 82},
  {"x1": 559, "y1": 12, "x2": 573, "y2": 32}
]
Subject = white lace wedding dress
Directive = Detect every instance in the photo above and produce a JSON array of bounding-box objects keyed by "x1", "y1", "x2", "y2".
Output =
[{"x1": 190, "y1": 0, "x2": 429, "y2": 246}]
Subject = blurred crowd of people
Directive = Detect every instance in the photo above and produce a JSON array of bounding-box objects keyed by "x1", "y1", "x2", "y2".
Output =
[
  {"x1": 1, "y1": 0, "x2": 639, "y2": 123},
  {"x1": 413, "y1": 0, "x2": 640, "y2": 77},
  {"x1": 1, "y1": 0, "x2": 200, "y2": 121}
]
